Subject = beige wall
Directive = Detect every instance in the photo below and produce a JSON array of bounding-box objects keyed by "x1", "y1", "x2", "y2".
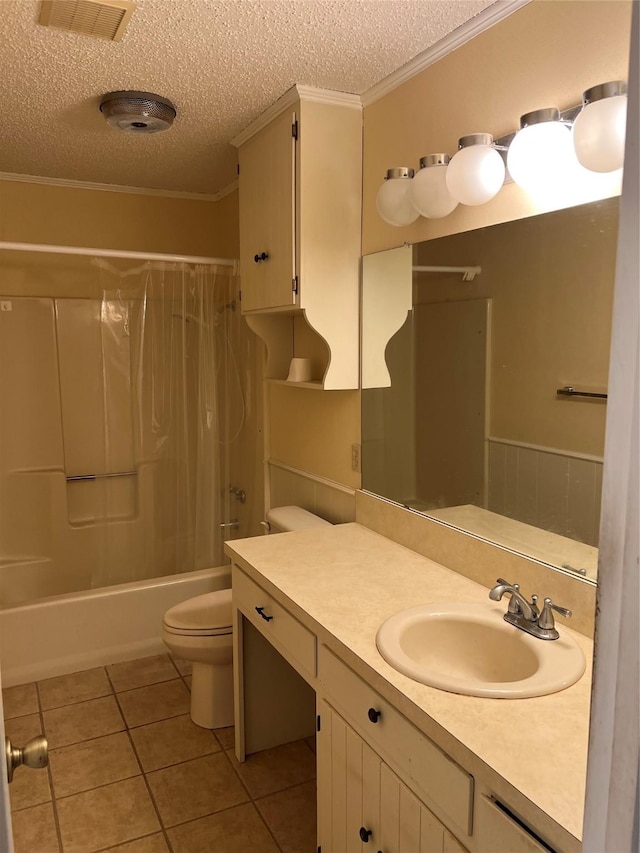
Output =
[
  {"x1": 362, "y1": 0, "x2": 632, "y2": 255},
  {"x1": 267, "y1": 302, "x2": 362, "y2": 491},
  {"x1": 0, "y1": 178, "x2": 239, "y2": 257},
  {"x1": 269, "y1": 384, "x2": 361, "y2": 490}
]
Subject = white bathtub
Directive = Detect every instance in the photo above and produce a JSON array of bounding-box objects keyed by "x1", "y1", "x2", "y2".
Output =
[{"x1": 0, "y1": 565, "x2": 231, "y2": 687}]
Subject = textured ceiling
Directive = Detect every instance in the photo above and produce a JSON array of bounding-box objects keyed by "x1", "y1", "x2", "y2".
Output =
[{"x1": 0, "y1": 0, "x2": 496, "y2": 194}]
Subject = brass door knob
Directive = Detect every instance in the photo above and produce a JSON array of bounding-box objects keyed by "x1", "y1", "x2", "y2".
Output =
[{"x1": 5, "y1": 735, "x2": 48, "y2": 783}]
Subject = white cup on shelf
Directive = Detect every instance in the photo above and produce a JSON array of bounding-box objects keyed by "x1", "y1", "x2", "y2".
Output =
[{"x1": 287, "y1": 357, "x2": 313, "y2": 382}]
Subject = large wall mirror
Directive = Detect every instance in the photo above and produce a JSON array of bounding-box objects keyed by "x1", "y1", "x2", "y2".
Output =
[{"x1": 361, "y1": 197, "x2": 620, "y2": 585}]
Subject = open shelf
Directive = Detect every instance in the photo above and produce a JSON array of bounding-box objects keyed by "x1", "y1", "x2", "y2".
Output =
[{"x1": 267, "y1": 378, "x2": 324, "y2": 390}]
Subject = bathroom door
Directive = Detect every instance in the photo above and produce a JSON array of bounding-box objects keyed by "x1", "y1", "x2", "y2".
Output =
[{"x1": 0, "y1": 669, "x2": 15, "y2": 852}]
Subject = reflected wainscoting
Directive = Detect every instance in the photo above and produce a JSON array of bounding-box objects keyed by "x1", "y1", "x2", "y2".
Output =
[
  {"x1": 487, "y1": 438, "x2": 603, "y2": 549},
  {"x1": 268, "y1": 461, "x2": 356, "y2": 526}
]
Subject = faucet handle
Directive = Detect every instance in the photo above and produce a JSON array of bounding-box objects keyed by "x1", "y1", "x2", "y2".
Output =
[
  {"x1": 506, "y1": 582, "x2": 522, "y2": 615},
  {"x1": 538, "y1": 598, "x2": 572, "y2": 630},
  {"x1": 530, "y1": 594, "x2": 540, "y2": 620}
]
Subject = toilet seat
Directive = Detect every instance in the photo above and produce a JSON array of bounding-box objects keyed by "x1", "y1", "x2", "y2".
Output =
[
  {"x1": 163, "y1": 588, "x2": 232, "y2": 636},
  {"x1": 162, "y1": 623, "x2": 231, "y2": 638}
]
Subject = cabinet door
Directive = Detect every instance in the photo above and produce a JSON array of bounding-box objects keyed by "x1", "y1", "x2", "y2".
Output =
[
  {"x1": 238, "y1": 107, "x2": 296, "y2": 312},
  {"x1": 318, "y1": 701, "x2": 467, "y2": 853},
  {"x1": 318, "y1": 698, "x2": 382, "y2": 852},
  {"x1": 380, "y1": 762, "x2": 423, "y2": 852}
]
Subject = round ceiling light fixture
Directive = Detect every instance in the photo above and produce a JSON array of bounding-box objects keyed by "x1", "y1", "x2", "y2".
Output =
[
  {"x1": 507, "y1": 108, "x2": 575, "y2": 193},
  {"x1": 376, "y1": 168, "x2": 419, "y2": 227},
  {"x1": 410, "y1": 154, "x2": 459, "y2": 219},
  {"x1": 572, "y1": 81, "x2": 627, "y2": 173},
  {"x1": 446, "y1": 133, "x2": 505, "y2": 206},
  {"x1": 99, "y1": 91, "x2": 177, "y2": 134}
]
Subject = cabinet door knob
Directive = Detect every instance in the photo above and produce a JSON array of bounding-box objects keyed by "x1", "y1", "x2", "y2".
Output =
[
  {"x1": 359, "y1": 826, "x2": 373, "y2": 842},
  {"x1": 254, "y1": 252, "x2": 269, "y2": 263},
  {"x1": 367, "y1": 707, "x2": 381, "y2": 723},
  {"x1": 255, "y1": 606, "x2": 273, "y2": 622}
]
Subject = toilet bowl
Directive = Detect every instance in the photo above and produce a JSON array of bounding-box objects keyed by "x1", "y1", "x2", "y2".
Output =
[
  {"x1": 162, "y1": 589, "x2": 233, "y2": 729},
  {"x1": 162, "y1": 506, "x2": 332, "y2": 729}
]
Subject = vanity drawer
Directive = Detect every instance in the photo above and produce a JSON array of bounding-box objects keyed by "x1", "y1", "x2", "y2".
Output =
[
  {"x1": 318, "y1": 644, "x2": 473, "y2": 839},
  {"x1": 233, "y1": 566, "x2": 316, "y2": 680},
  {"x1": 475, "y1": 795, "x2": 553, "y2": 853}
]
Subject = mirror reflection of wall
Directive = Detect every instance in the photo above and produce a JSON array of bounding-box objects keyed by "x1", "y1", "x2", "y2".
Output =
[{"x1": 361, "y1": 197, "x2": 619, "y2": 583}]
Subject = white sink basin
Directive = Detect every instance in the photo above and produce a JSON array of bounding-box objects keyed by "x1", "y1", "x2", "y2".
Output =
[{"x1": 376, "y1": 602, "x2": 586, "y2": 698}]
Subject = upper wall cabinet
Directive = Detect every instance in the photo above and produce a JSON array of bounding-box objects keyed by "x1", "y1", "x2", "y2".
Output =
[
  {"x1": 232, "y1": 85, "x2": 362, "y2": 390},
  {"x1": 237, "y1": 106, "x2": 296, "y2": 312}
]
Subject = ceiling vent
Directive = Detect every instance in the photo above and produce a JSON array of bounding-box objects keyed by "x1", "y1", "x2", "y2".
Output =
[{"x1": 39, "y1": 0, "x2": 135, "y2": 42}]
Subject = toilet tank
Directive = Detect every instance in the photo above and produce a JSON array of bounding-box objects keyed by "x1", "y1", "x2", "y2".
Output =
[{"x1": 265, "y1": 505, "x2": 333, "y2": 533}]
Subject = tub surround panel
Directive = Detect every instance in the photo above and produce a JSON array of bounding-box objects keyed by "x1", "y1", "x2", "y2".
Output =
[
  {"x1": 56, "y1": 298, "x2": 134, "y2": 480},
  {"x1": 225, "y1": 523, "x2": 592, "y2": 848},
  {"x1": 356, "y1": 490, "x2": 596, "y2": 638}
]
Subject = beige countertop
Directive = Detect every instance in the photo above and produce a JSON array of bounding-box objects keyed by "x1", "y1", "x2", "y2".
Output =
[{"x1": 225, "y1": 522, "x2": 592, "y2": 847}]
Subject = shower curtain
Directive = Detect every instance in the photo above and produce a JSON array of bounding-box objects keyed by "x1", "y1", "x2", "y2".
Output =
[
  {"x1": 0, "y1": 248, "x2": 260, "y2": 605},
  {"x1": 90, "y1": 261, "x2": 236, "y2": 587}
]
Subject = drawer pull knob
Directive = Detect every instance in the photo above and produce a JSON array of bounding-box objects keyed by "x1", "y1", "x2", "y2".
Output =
[
  {"x1": 255, "y1": 606, "x2": 273, "y2": 622},
  {"x1": 254, "y1": 252, "x2": 269, "y2": 263},
  {"x1": 367, "y1": 707, "x2": 381, "y2": 723},
  {"x1": 359, "y1": 826, "x2": 373, "y2": 843}
]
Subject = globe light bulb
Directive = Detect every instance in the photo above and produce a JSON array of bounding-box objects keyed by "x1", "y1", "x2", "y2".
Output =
[
  {"x1": 507, "y1": 108, "x2": 577, "y2": 193},
  {"x1": 409, "y1": 154, "x2": 459, "y2": 219},
  {"x1": 445, "y1": 134, "x2": 506, "y2": 206},
  {"x1": 572, "y1": 81, "x2": 627, "y2": 173},
  {"x1": 376, "y1": 168, "x2": 419, "y2": 226}
]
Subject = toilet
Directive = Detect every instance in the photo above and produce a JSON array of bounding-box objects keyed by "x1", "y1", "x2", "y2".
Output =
[{"x1": 162, "y1": 506, "x2": 332, "y2": 729}]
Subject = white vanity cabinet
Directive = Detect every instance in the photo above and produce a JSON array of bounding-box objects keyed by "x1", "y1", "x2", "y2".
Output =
[
  {"x1": 227, "y1": 527, "x2": 585, "y2": 853},
  {"x1": 232, "y1": 84, "x2": 362, "y2": 389}
]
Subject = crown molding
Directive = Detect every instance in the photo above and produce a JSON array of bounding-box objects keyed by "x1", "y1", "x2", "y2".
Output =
[
  {"x1": 0, "y1": 171, "x2": 238, "y2": 202},
  {"x1": 231, "y1": 83, "x2": 362, "y2": 148},
  {"x1": 361, "y1": 0, "x2": 532, "y2": 107},
  {"x1": 294, "y1": 84, "x2": 362, "y2": 110}
]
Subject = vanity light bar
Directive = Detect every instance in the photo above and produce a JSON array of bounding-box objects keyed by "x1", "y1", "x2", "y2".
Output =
[
  {"x1": 462, "y1": 103, "x2": 587, "y2": 179},
  {"x1": 378, "y1": 81, "x2": 627, "y2": 225}
]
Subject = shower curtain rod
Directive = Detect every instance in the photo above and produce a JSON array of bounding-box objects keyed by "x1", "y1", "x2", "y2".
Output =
[{"x1": 0, "y1": 240, "x2": 238, "y2": 269}]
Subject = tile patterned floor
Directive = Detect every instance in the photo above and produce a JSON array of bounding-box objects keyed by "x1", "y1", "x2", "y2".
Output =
[{"x1": 3, "y1": 654, "x2": 317, "y2": 853}]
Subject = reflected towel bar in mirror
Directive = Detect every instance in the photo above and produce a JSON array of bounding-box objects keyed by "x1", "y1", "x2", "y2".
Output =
[
  {"x1": 556, "y1": 386, "x2": 608, "y2": 400},
  {"x1": 413, "y1": 265, "x2": 481, "y2": 282}
]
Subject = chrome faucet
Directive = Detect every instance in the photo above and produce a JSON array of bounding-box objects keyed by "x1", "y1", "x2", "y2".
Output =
[
  {"x1": 489, "y1": 579, "x2": 538, "y2": 622},
  {"x1": 489, "y1": 578, "x2": 571, "y2": 640}
]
